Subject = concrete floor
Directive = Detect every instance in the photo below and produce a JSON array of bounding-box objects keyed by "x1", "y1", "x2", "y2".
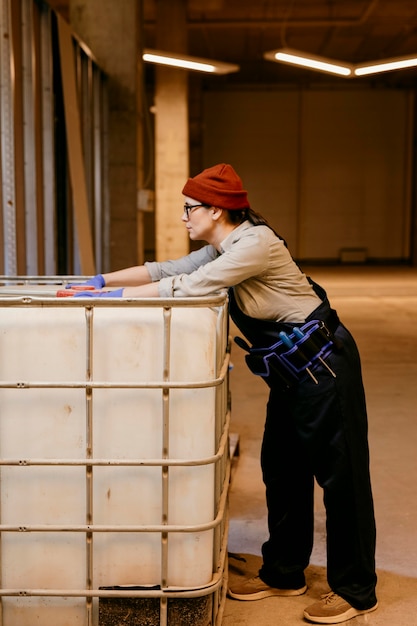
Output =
[{"x1": 223, "y1": 266, "x2": 417, "y2": 626}]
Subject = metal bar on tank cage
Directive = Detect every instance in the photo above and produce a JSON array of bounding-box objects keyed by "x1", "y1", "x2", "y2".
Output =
[
  {"x1": 160, "y1": 305, "x2": 171, "y2": 626},
  {"x1": 0, "y1": 411, "x2": 231, "y2": 468},
  {"x1": 85, "y1": 305, "x2": 94, "y2": 624}
]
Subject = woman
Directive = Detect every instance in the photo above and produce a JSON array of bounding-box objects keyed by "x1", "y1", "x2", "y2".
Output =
[{"x1": 70, "y1": 163, "x2": 378, "y2": 624}]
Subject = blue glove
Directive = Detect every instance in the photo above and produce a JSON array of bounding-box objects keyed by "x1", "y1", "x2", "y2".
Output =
[
  {"x1": 74, "y1": 288, "x2": 124, "y2": 298},
  {"x1": 66, "y1": 274, "x2": 105, "y2": 289}
]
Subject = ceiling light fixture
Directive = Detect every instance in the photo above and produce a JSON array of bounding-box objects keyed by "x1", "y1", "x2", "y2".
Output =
[
  {"x1": 264, "y1": 48, "x2": 417, "y2": 79},
  {"x1": 354, "y1": 55, "x2": 417, "y2": 76},
  {"x1": 264, "y1": 48, "x2": 353, "y2": 77},
  {"x1": 143, "y1": 49, "x2": 239, "y2": 75}
]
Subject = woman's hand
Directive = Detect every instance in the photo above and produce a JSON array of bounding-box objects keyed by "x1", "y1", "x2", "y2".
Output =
[{"x1": 66, "y1": 274, "x2": 105, "y2": 289}]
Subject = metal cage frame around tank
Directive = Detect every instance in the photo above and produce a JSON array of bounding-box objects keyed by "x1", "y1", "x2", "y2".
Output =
[{"x1": 0, "y1": 279, "x2": 231, "y2": 626}]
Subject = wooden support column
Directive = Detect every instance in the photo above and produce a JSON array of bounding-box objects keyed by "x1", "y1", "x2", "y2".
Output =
[
  {"x1": 154, "y1": 0, "x2": 189, "y2": 261},
  {"x1": 70, "y1": 0, "x2": 139, "y2": 271},
  {"x1": 57, "y1": 14, "x2": 95, "y2": 275}
]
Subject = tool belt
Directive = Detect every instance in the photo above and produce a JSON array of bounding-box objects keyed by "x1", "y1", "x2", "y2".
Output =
[{"x1": 235, "y1": 319, "x2": 336, "y2": 390}]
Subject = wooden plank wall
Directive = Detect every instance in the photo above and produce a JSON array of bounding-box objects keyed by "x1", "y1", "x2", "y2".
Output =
[{"x1": 0, "y1": 0, "x2": 107, "y2": 276}]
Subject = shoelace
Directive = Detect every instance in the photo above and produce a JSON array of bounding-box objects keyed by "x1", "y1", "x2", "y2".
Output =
[{"x1": 321, "y1": 592, "x2": 341, "y2": 605}]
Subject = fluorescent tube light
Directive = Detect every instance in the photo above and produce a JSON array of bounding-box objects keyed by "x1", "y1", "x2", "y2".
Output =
[
  {"x1": 143, "y1": 49, "x2": 239, "y2": 75},
  {"x1": 264, "y1": 48, "x2": 417, "y2": 79},
  {"x1": 354, "y1": 55, "x2": 417, "y2": 76},
  {"x1": 264, "y1": 48, "x2": 352, "y2": 77}
]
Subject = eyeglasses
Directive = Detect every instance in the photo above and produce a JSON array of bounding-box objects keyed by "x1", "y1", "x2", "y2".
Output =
[{"x1": 183, "y1": 203, "x2": 210, "y2": 219}]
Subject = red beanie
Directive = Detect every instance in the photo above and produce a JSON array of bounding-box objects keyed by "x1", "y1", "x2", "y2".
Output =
[{"x1": 182, "y1": 163, "x2": 250, "y2": 210}]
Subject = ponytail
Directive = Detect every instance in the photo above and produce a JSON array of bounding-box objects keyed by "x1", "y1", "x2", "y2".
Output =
[{"x1": 226, "y1": 207, "x2": 288, "y2": 247}]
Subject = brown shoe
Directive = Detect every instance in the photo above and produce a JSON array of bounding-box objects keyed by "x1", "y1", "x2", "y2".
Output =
[
  {"x1": 228, "y1": 575, "x2": 307, "y2": 601},
  {"x1": 303, "y1": 592, "x2": 378, "y2": 624}
]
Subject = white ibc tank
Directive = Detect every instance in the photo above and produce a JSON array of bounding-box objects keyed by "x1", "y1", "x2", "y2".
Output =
[{"x1": 0, "y1": 286, "x2": 229, "y2": 626}]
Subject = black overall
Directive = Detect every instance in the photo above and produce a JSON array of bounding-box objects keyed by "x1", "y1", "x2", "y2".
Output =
[{"x1": 229, "y1": 281, "x2": 377, "y2": 610}]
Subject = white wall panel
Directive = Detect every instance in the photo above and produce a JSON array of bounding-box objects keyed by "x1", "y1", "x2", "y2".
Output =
[
  {"x1": 203, "y1": 91, "x2": 301, "y2": 247},
  {"x1": 203, "y1": 88, "x2": 413, "y2": 262},
  {"x1": 299, "y1": 90, "x2": 412, "y2": 260}
]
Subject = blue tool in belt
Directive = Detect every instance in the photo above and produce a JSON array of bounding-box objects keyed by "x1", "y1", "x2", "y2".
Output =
[{"x1": 279, "y1": 331, "x2": 319, "y2": 384}]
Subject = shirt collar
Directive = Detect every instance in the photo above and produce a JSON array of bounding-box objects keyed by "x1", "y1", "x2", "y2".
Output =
[{"x1": 219, "y1": 220, "x2": 251, "y2": 253}]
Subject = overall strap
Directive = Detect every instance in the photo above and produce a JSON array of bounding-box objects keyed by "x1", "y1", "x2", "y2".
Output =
[
  {"x1": 229, "y1": 288, "x2": 294, "y2": 347},
  {"x1": 229, "y1": 278, "x2": 339, "y2": 349}
]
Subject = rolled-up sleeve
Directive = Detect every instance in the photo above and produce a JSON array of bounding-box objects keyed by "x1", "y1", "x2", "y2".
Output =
[
  {"x1": 145, "y1": 246, "x2": 217, "y2": 279},
  {"x1": 145, "y1": 246, "x2": 220, "y2": 296}
]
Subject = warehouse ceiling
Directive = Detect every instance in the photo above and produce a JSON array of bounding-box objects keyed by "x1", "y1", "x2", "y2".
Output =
[
  {"x1": 50, "y1": 0, "x2": 417, "y2": 87},
  {"x1": 146, "y1": 0, "x2": 417, "y2": 87}
]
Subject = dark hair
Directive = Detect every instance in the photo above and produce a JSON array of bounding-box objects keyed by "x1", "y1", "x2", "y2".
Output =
[{"x1": 226, "y1": 207, "x2": 288, "y2": 246}]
